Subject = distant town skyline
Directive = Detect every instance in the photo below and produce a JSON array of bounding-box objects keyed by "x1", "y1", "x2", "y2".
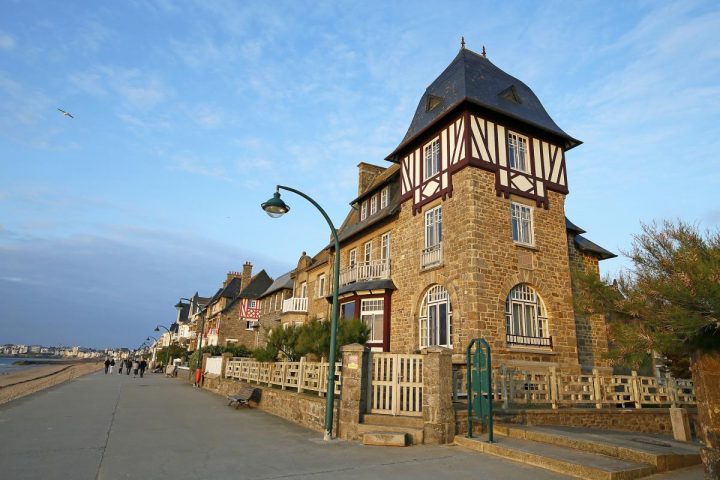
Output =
[{"x1": 1, "y1": 1, "x2": 718, "y2": 348}]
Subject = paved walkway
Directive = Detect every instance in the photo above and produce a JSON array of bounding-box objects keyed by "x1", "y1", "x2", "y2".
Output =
[{"x1": 0, "y1": 370, "x2": 580, "y2": 480}]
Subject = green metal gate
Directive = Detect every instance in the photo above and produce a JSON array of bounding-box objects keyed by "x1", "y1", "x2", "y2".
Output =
[{"x1": 466, "y1": 338, "x2": 493, "y2": 442}]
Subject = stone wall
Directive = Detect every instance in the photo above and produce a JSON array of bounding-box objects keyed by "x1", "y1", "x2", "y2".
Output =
[
  {"x1": 213, "y1": 299, "x2": 264, "y2": 349},
  {"x1": 390, "y1": 166, "x2": 583, "y2": 373},
  {"x1": 200, "y1": 375, "x2": 338, "y2": 434},
  {"x1": 457, "y1": 408, "x2": 700, "y2": 437}
]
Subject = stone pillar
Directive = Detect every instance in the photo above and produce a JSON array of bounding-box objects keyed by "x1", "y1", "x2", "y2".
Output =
[
  {"x1": 669, "y1": 408, "x2": 692, "y2": 442},
  {"x1": 422, "y1": 346, "x2": 455, "y2": 444},
  {"x1": 338, "y1": 343, "x2": 369, "y2": 441},
  {"x1": 692, "y1": 351, "x2": 720, "y2": 477},
  {"x1": 221, "y1": 352, "x2": 233, "y2": 379}
]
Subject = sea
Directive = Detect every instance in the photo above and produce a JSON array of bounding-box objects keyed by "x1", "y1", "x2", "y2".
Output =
[{"x1": 0, "y1": 356, "x2": 64, "y2": 376}]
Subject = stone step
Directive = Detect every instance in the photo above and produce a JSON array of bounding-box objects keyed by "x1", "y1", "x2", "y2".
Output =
[
  {"x1": 357, "y1": 423, "x2": 424, "y2": 445},
  {"x1": 362, "y1": 413, "x2": 423, "y2": 429},
  {"x1": 362, "y1": 431, "x2": 409, "y2": 447},
  {"x1": 455, "y1": 435, "x2": 656, "y2": 480},
  {"x1": 494, "y1": 425, "x2": 701, "y2": 472}
]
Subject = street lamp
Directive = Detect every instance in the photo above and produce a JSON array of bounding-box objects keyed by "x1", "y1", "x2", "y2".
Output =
[
  {"x1": 176, "y1": 297, "x2": 206, "y2": 372},
  {"x1": 146, "y1": 336, "x2": 159, "y2": 366},
  {"x1": 155, "y1": 325, "x2": 172, "y2": 366},
  {"x1": 261, "y1": 185, "x2": 340, "y2": 441}
]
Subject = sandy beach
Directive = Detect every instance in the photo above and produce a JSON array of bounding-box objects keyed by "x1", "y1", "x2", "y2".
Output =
[{"x1": 0, "y1": 361, "x2": 103, "y2": 405}]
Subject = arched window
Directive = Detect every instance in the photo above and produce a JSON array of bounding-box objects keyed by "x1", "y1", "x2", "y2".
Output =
[
  {"x1": 505, "y1": 284, "x2": 551, "y2": 347},
  {"x1": 419, "y1": 285, "x2": 452, "y2": 348}
]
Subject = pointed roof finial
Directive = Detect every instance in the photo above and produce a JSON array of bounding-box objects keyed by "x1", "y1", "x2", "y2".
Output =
[
  {"x1": 461, "y1": 36, "x2": 466, "y2": 50},
  {"x1": 482, "y1": 45, "x2": 487, "y2": 57}
]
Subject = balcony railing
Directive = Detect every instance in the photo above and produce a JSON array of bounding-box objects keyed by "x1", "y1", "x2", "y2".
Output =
[
  {"x1": 339, "y1": 260, "x2": 391, "y2": 285},
  {"x1": 421, "y1": 242, "x2": 443, "y2": 269},
  {"x1": 282, "y1": 297, "x2": 308, "y2": 313},
  {"x1": 506, "y1": 334, "x2": 553, "y2": 348}
]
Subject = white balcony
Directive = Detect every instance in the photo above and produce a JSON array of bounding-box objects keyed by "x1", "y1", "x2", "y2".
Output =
[
  {"x1": 339, "y1": 260, "x2": 391, "y2": 286},
  {"x1": 282, "y1": 297, "x2": 308, "y2": 313},
  {"x1": 421, "y1": 242, "x2": 443, "y2": 269}
]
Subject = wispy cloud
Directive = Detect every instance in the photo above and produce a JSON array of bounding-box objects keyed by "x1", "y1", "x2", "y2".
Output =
[
  {"x1": 69, "y1": 66, "x2": 173, "y2": 109},
  {"x1": 0, "y1": 31, "x2": 15, "y2": 50}
]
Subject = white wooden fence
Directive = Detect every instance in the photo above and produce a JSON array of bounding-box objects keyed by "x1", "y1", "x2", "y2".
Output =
[
  {"x1": 453, "y1": 365, "x2": 696, "y2": 409},
  {"x1": 225, "y1": 357, "x2": 341, "y2": 396},
  {"x1": 368, "y1": 353, "x2": 423, "y2": 416}
]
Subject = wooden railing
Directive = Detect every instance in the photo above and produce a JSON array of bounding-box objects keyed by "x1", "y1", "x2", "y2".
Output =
[
  {"x1": 368, "y1": 353, "x2": 423, "y2": 416},
  {"x1": 339, "y1": 260, "x2": 390, "y2": 286},
  {"x1": 421, "y1": 242, "x2": 442, "y2": 269},
  {"x1": 282, "y1": 297, "x2": 308, "y2": 313},
  {"x1": 225, "y1": 357, "x2": 341, "y2": 396},
  {"x1": 452, "y1": 364, "x2": 696, "y2": 409}
]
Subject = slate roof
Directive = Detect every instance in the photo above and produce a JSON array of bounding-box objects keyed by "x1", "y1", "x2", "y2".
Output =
[
  {"x1": 387, "y1": 47, "x2": 580, "y2": 160},
  {"x1": 565, "y1": 217, "x2": 587, "y2": 234},
  {"x1": 220, "y1": 277, "x2": 242, "y2": 299},
  {"x1": 176, "y1": 303, "x2": 190, "y2": 323},
  {"x1": 574, "y1": 235, "x2": 617, "y2": 260},
  {"x1": 337, "y1": 279, "x2": 396, "y2": 296},
  {"x1": 238, "y1": 270, "x2": 273, "y2": 299},
  {"x1": 261, "y1": 270, "x2": 295, "y2": 297}
]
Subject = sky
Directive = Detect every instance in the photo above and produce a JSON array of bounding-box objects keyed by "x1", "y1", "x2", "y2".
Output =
[{"x1": 1, "y1": 0, "x2": 718, "y2": 349}]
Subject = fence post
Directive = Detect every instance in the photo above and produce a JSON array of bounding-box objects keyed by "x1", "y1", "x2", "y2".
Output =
[
  {"x1": 549, "y1": 367, "x2": 559, "y2": 409},
  {"x1": 298, "y1": 357, "x2": 305, "y2": 393},
  {"x1": 421, "y1": 346, "x2": 455, "y2": 444},
  {"x1": 631, "y1": 371, "x2": 642, "y2": 408},
  {"x1": 281, "y1": 361, "x2": 287, "y2": 390},
  {"x1": 592, "y1": 368, "x2": 603, "y2": 409},
  {"x1": 220, "y1": 352, "x2": 232, "y2": 379},
  {"x1": 667, "y1": 374, "x2": 678, "y2": 408},
  {"x1": 501, "y1": 365, "x2": 509, "y2": 410},
  {"x1": 338, "y1": 343, "x2": 368, "y2": 441}
]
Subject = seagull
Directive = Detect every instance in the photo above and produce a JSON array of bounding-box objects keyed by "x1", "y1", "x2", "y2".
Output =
[{"x1": 57, "y1": 108, "x2": 74, "y2": 119}]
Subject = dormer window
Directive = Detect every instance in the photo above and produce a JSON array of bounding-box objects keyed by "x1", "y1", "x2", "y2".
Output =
[
  {"x1": 370, "y1": 195, "x2": 378, "y2": 215},
  {"x1": 360, "y1": 201, "x2": 368, "y2": 221},
  {"x1": 508, "y1": 132, "x2": 528, "y2": 173},
  {"x1": 424, "y1": 138, "x2": 441, "y2": 180},
  {"x1": 380, "y1": 187, "x2": 388, "y2": 208},
  {"x1": 425, "y1": 94, "x2": 442, "y2": 112}
]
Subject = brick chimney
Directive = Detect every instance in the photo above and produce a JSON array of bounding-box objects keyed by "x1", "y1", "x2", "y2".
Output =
[
  {"x1": 241, "y1": 261, "x2": 253, "y2": 289},
  {"x1": 357, "y1": 162, "x2": 385, "y2": 196},
  {"x1": 224, "y1": 271, "x2": 242, "y2": 288}
]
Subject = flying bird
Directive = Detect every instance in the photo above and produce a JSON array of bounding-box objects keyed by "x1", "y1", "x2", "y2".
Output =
[{"x1": 57, "y1": 108, "x2": 74, "y2": 119}]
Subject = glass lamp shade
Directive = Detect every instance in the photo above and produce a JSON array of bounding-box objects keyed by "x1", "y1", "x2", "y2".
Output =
[{"x1": 261, "y1": 192, "x2": 290, "y2": 218}]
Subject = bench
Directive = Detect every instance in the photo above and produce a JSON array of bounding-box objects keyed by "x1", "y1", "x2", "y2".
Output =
[{"x1": 227, "y1": 386, "x2": 258, "y2": 409}]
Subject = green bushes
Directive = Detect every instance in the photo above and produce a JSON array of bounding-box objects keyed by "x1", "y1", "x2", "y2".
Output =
[{"x1": 252, "y1": 317, "x2": 369, "y2": 362}]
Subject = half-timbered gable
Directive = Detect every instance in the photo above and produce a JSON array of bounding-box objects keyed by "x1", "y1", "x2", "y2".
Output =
[{"x1": 387, "y1": 47, "x2": 580, "y2": 213}]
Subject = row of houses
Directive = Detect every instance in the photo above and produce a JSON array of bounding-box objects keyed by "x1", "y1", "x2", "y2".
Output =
[{"x1": 169, "y1": 45, "x2": 616, "y2": 376}]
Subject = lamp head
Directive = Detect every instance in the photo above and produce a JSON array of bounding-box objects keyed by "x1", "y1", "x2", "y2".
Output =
[
  {"x1": 174, "y1": 301, "x2": 185, "y2": 312},
  {"x1": 154, "y1": 326, "x2": 160, "y2": 332},
  {"x1": 261, "y1": 191, "x2": 290, "y2": 218}
]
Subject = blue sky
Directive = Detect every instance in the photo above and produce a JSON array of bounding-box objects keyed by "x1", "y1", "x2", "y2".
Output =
[{"x1": 1, "y1": 1, "x2": 718, "y2": 349}]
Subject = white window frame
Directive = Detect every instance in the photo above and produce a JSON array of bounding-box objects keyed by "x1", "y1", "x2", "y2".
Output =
[
  {"x1": 370, "y1": 195, "x2": 378, "y2": 215},
  {"x1": 361, "y1": 298, "x2": 384, "y2": 343},
  {"x1": 316, "y1": 274, "x2": 326, "y2": 298},
  {"x1": 380, "y1": 233, "x2": 391, "y2": 262},
  {"x1": 419, "y1": 285, "x2": 452, "y2": 348},
  {"x1": 425, "y1": 205, "x2": 442, "y2": 249},
  {"x1": 508, "y1": 131, "x2": 529, "y2": 173},
  {"x1": 300, "y1": 281, "x2": 307, "y2": 299},
  {"x1": 249, "y1": 300, "x2": 256, "y2": 308},
  {"x1": 275, "y1": 293, "x2": 280, "y2": 311},
  {"x1": 363, "y1": 241, "x2": 372, "y2": 264},
  {"x1": 349, "y1": 248, "x2": 357, "y2": 268},
  {"x1": 511, "y1": 202, "x2": 534, "y2": 246},
  {"x1": 360, "y1": 201, "x2": 368, "y2": 221},
  {"x1": 380, "y1": 187, "x2": 388, "y2": 208},
  {"x1": 423, "y1": 138, "x2": 441, "y2": 180},
  {"x1": 505, "y1": 284, "x2": 548, "y2": 340}
]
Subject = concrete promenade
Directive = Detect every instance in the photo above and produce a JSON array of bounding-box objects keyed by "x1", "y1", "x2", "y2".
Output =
[{"x1": 0, "y1": 370, "x2": 703, "y2": 479}]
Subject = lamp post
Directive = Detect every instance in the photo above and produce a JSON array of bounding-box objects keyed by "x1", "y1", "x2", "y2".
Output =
[
  {"x1": 262, "y1": 185, "x2": 340, "y2": 441},
  {"x1": 175, "y1": 298, "x2": 206, "y2": 372},
  {"x1": 155, "y1": 325, "x2": 172, "y2": 367},
  {"x1": 146, "y1": 336, "x2": 158, "y2": 366}
]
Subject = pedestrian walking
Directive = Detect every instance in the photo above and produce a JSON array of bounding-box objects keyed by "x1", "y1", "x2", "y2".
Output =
[
  {"x1": 117, "y1": 359, "x2": 124, "y2": 374},
  {"x1": 139, "y1": 359, "x2": 147, "y2": 378},
  {"x1": 104, "y1": 358, "x2": 110, "y2": 374},
  {"x1": 132, "y1": 359, "x2": 139, "y2": 378},
  {"x1": 126, "y1": 359, "x2": 131, "y2": 375},
  {"x1": 109, "y1": 358, "x2": 115, "y2": 374}
]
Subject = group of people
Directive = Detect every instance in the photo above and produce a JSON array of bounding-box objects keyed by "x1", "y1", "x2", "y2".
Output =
[{"x1": 103, "y1": 358, "x2": 148, "y2": 378}]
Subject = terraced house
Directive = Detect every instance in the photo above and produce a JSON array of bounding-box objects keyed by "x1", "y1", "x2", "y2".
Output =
[{"x1": 333, "y1": 45, "x2": 614, "y2": 374}]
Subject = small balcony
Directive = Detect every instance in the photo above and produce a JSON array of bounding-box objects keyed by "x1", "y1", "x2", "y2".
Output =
[
  {"x1": 506, "y1": 334, "x2": 553, "y2": 348},
  {"x1": 421, "y1": 242, "x2": 443, "y2": 269},
  {"x1": 339, "y1": 260, "x2": 391, "y2": 286},
  {"x1": 282, "y1": 297, "x2": 308, "y2": 313}
]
